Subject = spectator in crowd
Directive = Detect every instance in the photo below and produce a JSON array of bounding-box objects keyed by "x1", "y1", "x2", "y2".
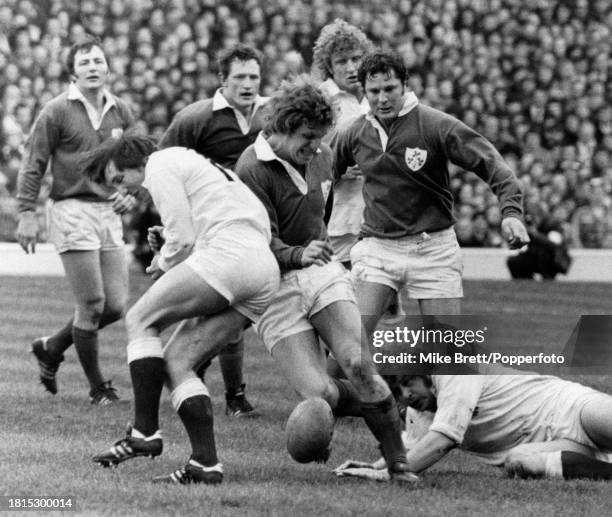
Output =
[{"x1": 2, "y1": 1, "x2": 612, "y2": 247}]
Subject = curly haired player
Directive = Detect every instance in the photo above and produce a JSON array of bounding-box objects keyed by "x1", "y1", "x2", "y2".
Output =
[{"x1": 235, "y1": 81, "x2": 416, "y2": 482}]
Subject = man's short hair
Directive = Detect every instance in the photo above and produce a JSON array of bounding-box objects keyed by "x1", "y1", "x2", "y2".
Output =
[
  {"x1": 263, "y1": 80, "x2": 334, "y2": 135},
  {"x1": 312, "y1": 19, "x2": 373, "y2": 81},
  {"x1": 358, "y1": 51, "x2": 407, "y2": 87},
  {"x1": 217, "y1": 44, "x2": 263, "y2": 79},
  {"x1": 66, "y1": 34, "x2": 105, "y2": 75}
]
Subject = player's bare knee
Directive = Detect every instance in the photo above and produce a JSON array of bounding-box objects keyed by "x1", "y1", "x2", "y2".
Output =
[
  {"x1": 79, "y1": 296, "x2": 105, "y2": 326},
  {"x1": 341, "y1": 356, "x2": 370, "y2": 386},
  {"x1": 296, "y1": 378, "x2": 335, "y2": 405}
]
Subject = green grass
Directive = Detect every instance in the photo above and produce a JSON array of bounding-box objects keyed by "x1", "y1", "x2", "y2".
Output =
[{"x1": 2, "y1": 273, "x2": 612, "y2": 516}]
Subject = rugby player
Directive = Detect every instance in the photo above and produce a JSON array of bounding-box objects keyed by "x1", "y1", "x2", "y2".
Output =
[
  {"x1": 235, "y1": 82, "x2": 416, "y2": 482},
  {"x1": 90, "y1": 132, "x2": 279, "y2": 484},
  {"x1": 312, "y1": 19, "x2": 372, "y2": 267},
  {"x1": 16, "y1": 35, "x2": 135, "y2": 404},
  {"x1": 333, "y1": 51, "x2": 529, "y2": 338},
  {"x1": 156, "y1": 43, "x2": 268, "y2": 417},
  {"x1": 336, "y1": 372, "x2": 612, "y2": 481}
]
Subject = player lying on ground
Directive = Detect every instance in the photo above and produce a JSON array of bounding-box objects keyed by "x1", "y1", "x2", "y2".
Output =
[
  {"x1": 235, "y1": 81, "x2": 415, "y2": 482},
  {"x1": 88, "y1": 131, "x2": 279, "y2": 484},
  {"x1": 335, "y1": 372, "x2": 612, "y2": 480}
]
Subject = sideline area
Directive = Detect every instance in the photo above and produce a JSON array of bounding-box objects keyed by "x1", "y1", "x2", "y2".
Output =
[{"x1": 1, "y1": 242, "x2": 610, "y2": 282}]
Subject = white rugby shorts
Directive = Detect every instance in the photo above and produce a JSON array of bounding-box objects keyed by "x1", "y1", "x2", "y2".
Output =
[{"x1": 350, "y1": 227, "x2": 463, "y2": 299}]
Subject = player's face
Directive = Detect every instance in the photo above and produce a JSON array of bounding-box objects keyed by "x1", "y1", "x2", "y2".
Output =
[
  {"x1": 71, "y1": 45, "x2": 109, "y2": 93},
  {"x1": 399, "y1": 377, "x2": 436, "y2": 412},
  {"x1": 221, "y1": 59, "x2": 261, "y2": 113},
  {"x1": 364, "y1": 69, "x2": 405, "y2": 121},
  {"x1": 104, "y1": 160, "x2": 145, "y2": 196},
  {"x1": 330, "y1": 49, "x2": 363, "y2": 96},
  {"x1": 272, "y1": 124, "x2": 328, "y2": 166}
]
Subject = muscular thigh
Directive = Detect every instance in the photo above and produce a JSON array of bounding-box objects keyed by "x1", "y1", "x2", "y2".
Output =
[
  {"x1": 128, "y1": 262, "x2": 230, "y2": 333},
  {"x1": 271, "y1": 330, "x2": 331, "y2": 397}
]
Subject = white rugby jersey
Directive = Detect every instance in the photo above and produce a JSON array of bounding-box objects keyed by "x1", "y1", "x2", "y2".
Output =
[
  {"x1": 430, "y1": 373, "x2": 599, "y2": 459},
  {"x1": 143, "y1": 147, "x2": 271, "y2": 271}
]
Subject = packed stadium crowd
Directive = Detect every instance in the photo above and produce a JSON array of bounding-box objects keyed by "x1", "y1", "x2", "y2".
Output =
[{"x1": 1, "y1": 0, "x2": 612, "y2": 248}]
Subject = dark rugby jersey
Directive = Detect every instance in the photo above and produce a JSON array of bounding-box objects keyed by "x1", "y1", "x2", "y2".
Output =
[
  {"x1": 236, "y1": 134, "x2": 333, "y2": 272},
  {"x1": 333, "y1": 93, "x2": 523, "y2": 238},
  {"x1": 159, "y1": 90, "x2": 267, "y2": 169}
]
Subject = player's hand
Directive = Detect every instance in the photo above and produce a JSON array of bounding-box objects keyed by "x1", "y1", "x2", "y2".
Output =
[
  {"x1": 145, "y1": 254, "x2": 164, "y2": 280},
  {"x1": 344, "y1": 165, "x2": 362, "y2": 180},
  {"x1": 147, "y1": 225, "x2": 165, "y2": 252},
  {"x1": 334, "y1": 460, "x2": 376, "y2": 471},
  {"x1": 301, "y1": 240, "x2": 334, "y2": 267},
  {"x1": 501, "y1": 216, "x2": 530, "y2": 249},
  {"x1": 15, "y1": 211, "x2": 39, "y2": 254},
  {"x1": 111, "y1": 192, "x2": 138, "y2": 215}
]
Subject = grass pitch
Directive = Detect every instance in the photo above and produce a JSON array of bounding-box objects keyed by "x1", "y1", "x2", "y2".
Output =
[{"x1": 2, "y1": 272, "x2": 612, "y2": 516}]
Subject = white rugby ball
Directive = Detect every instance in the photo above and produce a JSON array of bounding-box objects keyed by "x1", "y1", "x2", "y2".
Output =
[{"x1": 286, "y1": 398, "x2": 334, "y2": 463}]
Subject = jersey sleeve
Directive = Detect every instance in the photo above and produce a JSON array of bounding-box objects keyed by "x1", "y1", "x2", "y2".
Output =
[
  {"x1": 236, "y1": 154, "x2": 304, "y2": 270},
  {"x1": 144, "y1": 157, "x2": 195, "y2": 271},
  {"x1": 429, "y1": 375, "x2": 485, "y2": 445},
  {"x1": 443, "y1": 120, "x2": 523, "y2": 219},
  {"x1": 16, "y1": 104, "x2": 61, "y2": 212},
  {"x1": 331, "y1": 123, "x2": 357, "y2": 182}
]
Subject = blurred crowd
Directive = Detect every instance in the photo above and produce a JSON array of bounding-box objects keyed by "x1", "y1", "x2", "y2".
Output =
[{"x1": 1, "y1": 0, "x2": 612, "y2": 248}]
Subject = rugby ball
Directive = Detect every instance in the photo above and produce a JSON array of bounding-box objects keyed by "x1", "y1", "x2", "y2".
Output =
[{"x1": 286, "y1": 398, "x2": 334, "y2": 463}]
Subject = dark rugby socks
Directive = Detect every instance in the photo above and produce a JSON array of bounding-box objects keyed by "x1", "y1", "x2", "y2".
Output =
[
  {"x1": 172, "y1": 378, "x2": 218, "y2": 466},
  {"x1": 360, "y1": 394, "x2": 407, "y2": 466},
  {"x1": 127, "y1": 337, "x2": 165, "y2": 436},
  {"x1": 73, "y1": 326, "x2": 105, "y2": 389},
  {"x1": 219, "y1": 337, "x2": 244, "y2": 392},
  {"x1": 331, "y1": 378, "x2": 362, "y2": 417}
]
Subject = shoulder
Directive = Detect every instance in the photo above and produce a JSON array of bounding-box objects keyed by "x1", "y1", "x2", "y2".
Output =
[
  {"x1": 235, "y1": 145, "x2": 260, "y2": 173},
  {"x1": 337, "y1": 114, "x2": 367, "y2": 141},
  {"x1": 39, "y1": 91, "x2": 70, "y2": 115},
  {"x1": 416, "y1": 104, "x2": 459, "y2": 127},
  {"x1": 174, "y1": 99, "x2": 214, "y2": 124}
]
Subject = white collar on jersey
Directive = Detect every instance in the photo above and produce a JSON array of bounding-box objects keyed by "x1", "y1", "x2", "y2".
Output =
[
  {"x1": 365, "y1": 91, "x2": 419, "y2": 122},
  {"x1": 67, "y1": 82, "x2": 116, "y2": 130},
  {"x1": 364, "y1": 92, "x2": 419, "y2": 151},
  {"x1": 254, "y1": 132, "x2": 317, "y2": 195},
  {"x1": 319, "y1": 78, "x2": 369, "y2": 109},
  {"x1": 212, "y1": 89, "x2": 267, "y2": 112}
]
